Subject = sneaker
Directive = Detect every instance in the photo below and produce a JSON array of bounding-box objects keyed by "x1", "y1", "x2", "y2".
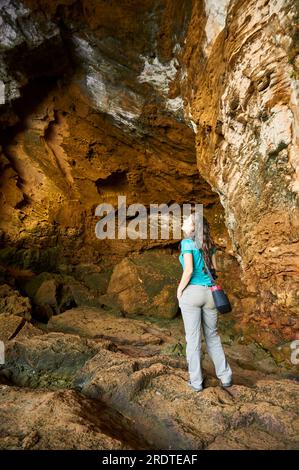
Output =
[
  {"x1": 220, "y1": 380, "x2": 232, "y2": 388},
  {"x1": 187, "y1": 379, "x2": 203, "y2": 392}
]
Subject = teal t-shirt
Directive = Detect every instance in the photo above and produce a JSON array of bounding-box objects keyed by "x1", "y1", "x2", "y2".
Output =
[{"x1": 179, "y1": 238, "x2": 214, "y2": 286}]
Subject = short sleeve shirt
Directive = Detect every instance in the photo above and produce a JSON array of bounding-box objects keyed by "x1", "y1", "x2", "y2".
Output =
[{"x1": 179, "y1": 238, "x2": 213, "y2": 286}]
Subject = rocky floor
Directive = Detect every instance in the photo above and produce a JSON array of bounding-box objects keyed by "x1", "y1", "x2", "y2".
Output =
[{"x1": 0, "y1": 307, "x2": 298, "y2": 450}]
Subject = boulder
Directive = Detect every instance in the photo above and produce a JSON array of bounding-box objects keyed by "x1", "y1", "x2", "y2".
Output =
[
  {"x1": 21, "y1": 271, "x2": 112, "y2": 320},
  {"x1": 0, "y1": 284, "x2": 31, "y2": 320},
  {"x1": 0, "y1": 314, "x2": 44, "y2": 345},
  {"x1": 47, "y1": 306, "x2": 176, "y2": 352},
  {"x1": 104, "y1": 250, "x2": 182, "y2": 318},
  {"x1": 34, "y1": 279, "x2": 57, "y2": 307},
  {"x1": 0, "y1": 314, "x2": 24, "y2": 343},
  {"x1": 71, "y1": 263, "x2": 113, "y2": 295}
]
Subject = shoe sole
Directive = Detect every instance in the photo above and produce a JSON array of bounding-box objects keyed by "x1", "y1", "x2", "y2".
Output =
[
  {"x1": 220, "y1": 382, "x2": 232, "y2": 388},
  {"x1": 187, "y1": 381, "x2": 203, "y2": 392}
]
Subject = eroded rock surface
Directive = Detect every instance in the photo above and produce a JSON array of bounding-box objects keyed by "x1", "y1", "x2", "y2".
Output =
[
  {"x1": 105, "y1": 250, "x2": 181, "y2": 318},
  {"x1": 0, "y1": 284, "x2": 31, "y2": 319},
  {"x1": 0, "y1": 308, "x2": 298, "y2": 450},
  {"x1": 185, "y1": 0, "x2": 299, "y2": 339},
  {"x1": 0, "y1": 386, "x2": 141, "y2": 449}
]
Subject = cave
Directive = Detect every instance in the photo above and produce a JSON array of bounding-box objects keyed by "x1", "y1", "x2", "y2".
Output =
[{"x1": 0, "y1": 0, "x2": 298, "y2": 452}]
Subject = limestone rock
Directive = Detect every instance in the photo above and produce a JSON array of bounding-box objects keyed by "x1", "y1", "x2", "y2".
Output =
[
  {"x1": 34, "y1": 278, "x2": 57, "y2": 307},
  {"x1": 0, "y1": 314, "x2": 24, "y2": 343},
  {"x1": 1, "y1": 332, "x2": 102, "y2": 389},
  {"x1": 21, "y1": 271, "x2": 112, "y2": 320},
  {"x1": 0, "y1": 314, "x2": 43, "y2": 351},
  {"x1": 47, "y1": 306, "x2": 171, "y2": 349},
  {"x1": 0, "y1": 284, "x2": 31, "y2": 320},
  {"x1": 184, "y1": 0, "x2": 299, "y2": 339},
  {"x1": 105, "y1": 250, "x2": 181, "y2": 318},
  {"x1": 1, "y1": 329, "x2": 298, "y2": 450},
  {"x1": 0, "y1": 0, "x2": 69, "y2": 105},
  {"x1": 0, "y1": 385, "x2": 134, "y2": 449}
]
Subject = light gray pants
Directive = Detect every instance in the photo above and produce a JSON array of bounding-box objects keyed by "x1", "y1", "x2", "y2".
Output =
[{"x1": 179, "y1": 284, "x2": 232, "y2": 388}]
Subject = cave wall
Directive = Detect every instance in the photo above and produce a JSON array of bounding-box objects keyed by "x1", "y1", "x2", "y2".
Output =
[
  {"x1": 0, "y1": 0, "x2": 222, "y2": 265},
  {"x1": 179, "y1": 0, "x2": 299, "y2": 341}
]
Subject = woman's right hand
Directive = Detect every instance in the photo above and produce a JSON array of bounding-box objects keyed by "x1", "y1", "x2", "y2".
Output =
[{"x1": 177, "y1": 287, "x2": 183, "y2": 300}]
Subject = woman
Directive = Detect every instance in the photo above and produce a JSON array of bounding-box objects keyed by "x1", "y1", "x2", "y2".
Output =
[{"x1": 177, "y1": 213, "x2": 232, "y2": 392}]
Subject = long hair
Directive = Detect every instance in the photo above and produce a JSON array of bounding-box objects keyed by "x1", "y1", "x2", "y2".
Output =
[
  {"x1": 200, "y1": 216, "x2": 214, "y2": 273},
  {"x1": 186, "y1": 213, "x2": 215, "y2": 272}
]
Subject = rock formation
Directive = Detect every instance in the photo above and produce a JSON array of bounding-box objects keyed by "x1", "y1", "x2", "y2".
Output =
[
  {"x1": 185, "y1": 0, "x2": 299, "y2": 344},
  {"x1": 0, "y1": 0, "x2": 298, "y2": 451}
]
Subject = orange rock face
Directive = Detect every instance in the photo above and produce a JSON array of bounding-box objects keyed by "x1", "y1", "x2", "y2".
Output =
[{"x1": 182, "y1": 0, "x2": 299, "y2": 342}]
